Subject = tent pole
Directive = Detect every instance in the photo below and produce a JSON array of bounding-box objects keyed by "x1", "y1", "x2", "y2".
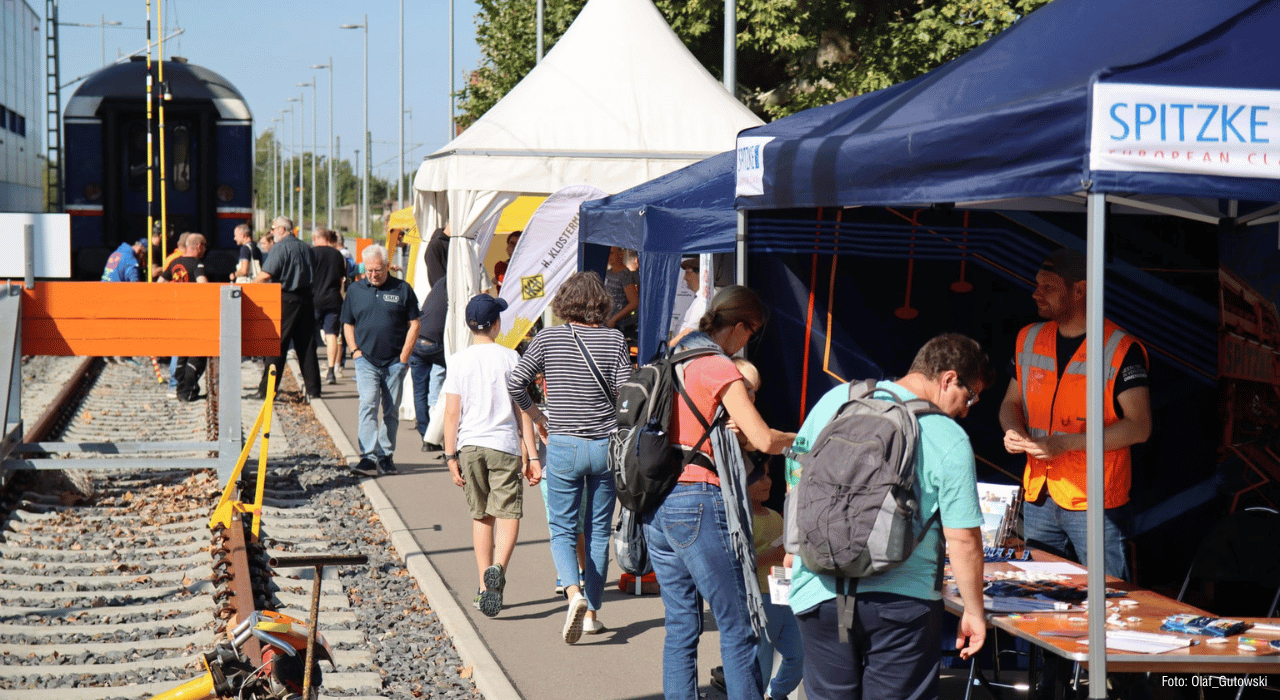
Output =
[
  {"x1": 1085, "y1": 192, "x2": 1108, "y2": 697},
  {"x1": 736, "y1": 209, "x2": 746, "y2": 284}
]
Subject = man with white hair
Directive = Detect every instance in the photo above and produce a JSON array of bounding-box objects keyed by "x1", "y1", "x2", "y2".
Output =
[{"x1": 342, "y1": 244, "x2": 420, "y2": 476}]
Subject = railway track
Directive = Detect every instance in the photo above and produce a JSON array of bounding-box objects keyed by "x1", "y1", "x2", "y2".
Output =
[{"x1": 0, "y1": 358, "x2": 384, "y2": 699}]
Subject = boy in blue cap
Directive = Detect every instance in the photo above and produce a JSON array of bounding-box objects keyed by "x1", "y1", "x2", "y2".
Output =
[{"x1": 442, "y1": 294, "x2": 540, "y2": 617}]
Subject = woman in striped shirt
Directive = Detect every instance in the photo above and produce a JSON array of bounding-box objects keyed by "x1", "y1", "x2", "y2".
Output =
[{"x1": 508, "y1": 271, "x2": 632, "y2": 644}]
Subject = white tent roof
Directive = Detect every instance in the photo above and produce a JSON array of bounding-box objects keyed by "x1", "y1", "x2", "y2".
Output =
[{"x1": 413, "y1": 0, "x2": 763, "y2": 195}]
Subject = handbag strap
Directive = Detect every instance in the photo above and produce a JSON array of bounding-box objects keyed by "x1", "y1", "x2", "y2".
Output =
[{"x1": 570, "y1": 325, "x2": 615, "y2": 403}]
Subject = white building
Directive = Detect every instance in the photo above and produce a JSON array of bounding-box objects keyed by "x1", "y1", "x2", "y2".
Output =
[{"x1": 1, "y1": 0, "x2": 42, "y2": 213}]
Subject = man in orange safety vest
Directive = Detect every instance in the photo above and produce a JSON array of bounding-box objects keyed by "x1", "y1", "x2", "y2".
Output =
[{"x1": 998, "y1": 248, "x2": 1152, "y2": 580}]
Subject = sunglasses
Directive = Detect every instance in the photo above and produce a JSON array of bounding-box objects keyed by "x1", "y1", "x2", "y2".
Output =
[{"x1": 956, "y1": 379, "x2": 979, "y2": 408}]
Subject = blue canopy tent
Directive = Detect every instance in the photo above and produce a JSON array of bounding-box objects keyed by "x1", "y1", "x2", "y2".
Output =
[{"x1": 735, "y1": 0, "x2": 1280, "y2": 688}]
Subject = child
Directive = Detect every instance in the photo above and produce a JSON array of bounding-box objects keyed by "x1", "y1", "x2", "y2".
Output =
[
  {"x1": 748, "y1": 462, "x2": 804, "y2": 700},
  {"x1": 442, "y1": 294, "x2": 539, "y2": 618}
]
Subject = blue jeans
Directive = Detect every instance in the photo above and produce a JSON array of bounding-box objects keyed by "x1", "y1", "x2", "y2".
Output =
[
  {"x1": 408, "y1": 344, "x2": 447, "y2": 437},
  {"x1": 758, "y1": 599, "x2": 804, "y2": 699},
  {"x1": 1023, "y1": 498, "x2": 1130, "y2": 580},
  {"x1": 168, "y1": 356, "x2": 178, "y2": 390},
  {"x1": 544, "y1": 434, "x2": 615, "y2": 611},
  {"x1": 354, "y1": 356, "x2": 407, "y2": 459},
  {"x1": 643, "y1": 482, "x2": 762, "y2": 700}
]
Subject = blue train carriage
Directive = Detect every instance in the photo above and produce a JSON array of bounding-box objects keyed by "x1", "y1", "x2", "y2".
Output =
[{"x1": 64, "y1": 56, "x2": 253, "y2": 281}]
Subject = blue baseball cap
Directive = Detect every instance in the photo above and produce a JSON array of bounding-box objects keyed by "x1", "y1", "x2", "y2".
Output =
[{"x1": 466, "y1": 294, "x2": 508, "y2": 330}]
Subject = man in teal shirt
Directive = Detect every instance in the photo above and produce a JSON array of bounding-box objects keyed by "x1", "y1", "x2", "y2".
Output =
[{"x1": 786, "y1": 333, "x2": 992, "y2": 700}]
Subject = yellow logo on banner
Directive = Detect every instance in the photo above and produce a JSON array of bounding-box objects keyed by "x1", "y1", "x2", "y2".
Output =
[{"x1": 521, "y1": 274, "x2": 546, "y2": 301}]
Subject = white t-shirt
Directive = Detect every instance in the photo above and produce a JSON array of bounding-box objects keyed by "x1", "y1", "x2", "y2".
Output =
[
  {"x1": 441, "y1": 343, "x2": 522, "y2": 456},
  {"x1": 679, "y1": 291, "x2": 709, "y2": 333}
]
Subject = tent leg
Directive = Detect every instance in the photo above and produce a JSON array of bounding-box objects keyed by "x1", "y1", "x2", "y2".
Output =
[
  {"x1": 736, "y1": 209, "x2": 747, "y2": 284},
  {"x1": 1085, "y1": 192, "x2": 1108, "y2": 698}
]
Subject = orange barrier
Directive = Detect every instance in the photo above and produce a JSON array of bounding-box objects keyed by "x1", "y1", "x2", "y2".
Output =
[{"x1": 17, "y1": 282, "x2": 282, "y2": 357}]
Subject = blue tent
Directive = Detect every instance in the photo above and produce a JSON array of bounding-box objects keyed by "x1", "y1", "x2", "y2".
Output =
[
  {"x1": 737, "y1": 0, "x2": 1280, "y2": 210},
  {"x1": 731, "y1": 0, "x2": 1280, "y2": 685}
]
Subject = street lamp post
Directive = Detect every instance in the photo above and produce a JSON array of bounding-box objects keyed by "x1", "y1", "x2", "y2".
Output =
[
  {"x1": 292, "y1": 93, "x2": 305, "y2": 227},
  {"x1": 299, "y1": 79, "x2": 317, "y2": 230},
  {"x1": 399, "y1": 0, "x2": 405, "y2": 209},
  {"x1": 286, "y1": 101, "x2": 298, "y2": 225},
  {"x1": 340, "y1": 16, "x2": 368, "y2": 238},
  {"x1": 311, "y1": 59, "x2": 334, "y2": 228},
  {"x1": 58, "y1": 17, "x2": 125, "y2": 67}
]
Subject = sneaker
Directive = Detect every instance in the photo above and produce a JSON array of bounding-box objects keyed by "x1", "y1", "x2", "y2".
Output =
[
  {"x1": 562, "y1": 593, "x2": 588, "y2": 644},
  {"x1": 475, "y1": 588, "x2": 502, "y2": 618},
  {"x1": 166, "y1": 390, "x2": 177, "y2": 399},
  {"x1": 326, "y1": 369, "x2": 337, "y2": 385},
  {"x1": 423, "y1": 442, "x2": 443, "y2": 452},
  {"x1": 582, "y1": 617, "x2": 607, "y2": 635},
  {"x1": 335, "y1": 366, "x2": 344, "y2": 379},
  {"x1": 377, "y1": 455, "x2": 397, "y2": 474},
  {"x1": 483, "y1": 564, "x2": 506, "y2": 597},
  {"x1": 350, "y1": 458, "x2": 379, "y2": 477},
  {"x1": 710, "y1": 666, "x2": 726, "y2": 693}
]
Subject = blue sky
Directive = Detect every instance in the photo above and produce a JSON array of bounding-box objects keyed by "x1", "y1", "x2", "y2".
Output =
[{"x1": 54, "y1": 0, "x2": 484, "y2": 189}]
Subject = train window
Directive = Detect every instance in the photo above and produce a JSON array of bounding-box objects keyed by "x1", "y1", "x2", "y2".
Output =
[
  {"x1": 0, "y1": 106, "x2": 7, "y2": 131},
  {"x1": 128, "y1": 123, "x2": 147, "y2": 193},
  {"x1": 15, "y1": 115, "x2": 25, "y2": 137},
  {"x1": 173, "y1": 124, "x2": 191, "y2": 192}
]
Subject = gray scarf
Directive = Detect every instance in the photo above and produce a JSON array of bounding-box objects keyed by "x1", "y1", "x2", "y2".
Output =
[{"x1": 674, "y1": 332, "x2": 767, "y2": 641}]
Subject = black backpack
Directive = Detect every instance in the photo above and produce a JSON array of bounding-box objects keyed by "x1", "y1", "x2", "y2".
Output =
[{"x1": 608, "y1": 345, "x2": 723, "y2": 514}]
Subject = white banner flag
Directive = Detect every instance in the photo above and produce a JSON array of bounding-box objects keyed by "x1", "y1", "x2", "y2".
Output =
[
  {"x1": 495, "y1": 184, "x2": 606, "y2": 348},
  {"x1": 1091, "y1": 83, "x2": 1280, "y2": 180}
]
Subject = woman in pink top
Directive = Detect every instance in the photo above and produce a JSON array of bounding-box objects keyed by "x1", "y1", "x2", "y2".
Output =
[{"x1": 643, "y1": 286, "x2": 796, "y2": 700}]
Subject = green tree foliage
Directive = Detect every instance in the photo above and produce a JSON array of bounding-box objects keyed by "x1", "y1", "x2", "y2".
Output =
[
  {"x1": 252, "y1": 131, "x2": 390, "y2": 231},
  {"x1": 457, "y1": 0, "x2": 1052, "y2": 126}
]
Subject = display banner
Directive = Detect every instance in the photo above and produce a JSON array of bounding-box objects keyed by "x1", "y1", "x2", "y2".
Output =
[
  {"x1": 1091, "y1": 83, "x2": 1280, "y2": 179},
  {"x1": 495, "y1": 184, "x2": 606, "y2": 348},
  {"x1": 735, "y1": 136, "x2": 774, "y2": 196}
]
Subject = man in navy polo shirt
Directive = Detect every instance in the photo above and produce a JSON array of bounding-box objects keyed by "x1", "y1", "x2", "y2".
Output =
[{"x1": 342, "y1": 244, "x2": 420, "y2": 476}]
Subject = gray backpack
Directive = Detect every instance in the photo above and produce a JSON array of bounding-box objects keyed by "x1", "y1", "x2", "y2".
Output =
[{"x1": 784, "y1": 379, "x2": 942, "y2": 637}]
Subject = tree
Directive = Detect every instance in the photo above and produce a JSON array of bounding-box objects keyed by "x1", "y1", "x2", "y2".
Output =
[
  {"x1": 457, "y1": 0, "x2": 1053, "y2": 126},
  {"x1": 252, "y1": 131, "x2": 389, "y2": 231}
]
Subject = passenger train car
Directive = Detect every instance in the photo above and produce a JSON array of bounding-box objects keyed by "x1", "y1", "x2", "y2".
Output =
[{"x1": 63, "y1": 56, "x2": 253, "y2": 281}]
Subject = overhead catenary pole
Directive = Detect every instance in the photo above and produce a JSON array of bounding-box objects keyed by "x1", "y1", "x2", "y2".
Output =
[
  {"x1": 398, "y1": 0, "x2": 404, "y2": 208},
  {"x1": 299, "y1": 79, "x2": 317, "y2": 229},
  {"x1": 144, "y1": 0, "x2": 155, "y2": 280},
  {"x1": 157, "y1": 0, "x2": 168, "y2": 244}
]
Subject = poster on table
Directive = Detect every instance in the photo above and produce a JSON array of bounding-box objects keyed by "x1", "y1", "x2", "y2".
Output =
[{"x1": 495, "y1": 184, "x2": 606, "y2": 348}]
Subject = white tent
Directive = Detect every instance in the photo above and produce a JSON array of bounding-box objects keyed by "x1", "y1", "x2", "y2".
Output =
[{"x1": 411, "y1": 0, "x2": 763, "y2": 357}]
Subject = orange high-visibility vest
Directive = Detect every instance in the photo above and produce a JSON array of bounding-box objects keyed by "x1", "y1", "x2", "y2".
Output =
[{"x1": 1014, "y1": 319, "x2": 1145, "y2": 510}]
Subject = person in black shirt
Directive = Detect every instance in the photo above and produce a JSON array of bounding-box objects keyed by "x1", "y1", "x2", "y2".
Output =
[
  {"x1": 254, "y1": 217, "x2": 323, "y2": 400},
  {"x1": 310, "y1": 228, "x2": 348, "y2": 384},
  {"x1": 158, "y1": 234, "x2": 209, "y2": 400},
  {"x1": 410, "y1": 280, "x2": 448, "y2": 449}
]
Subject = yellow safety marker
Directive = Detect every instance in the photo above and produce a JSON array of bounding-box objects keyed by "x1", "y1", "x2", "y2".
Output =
[{"x1": 210, "y1": 368, "x2": 277, "y2": 536}]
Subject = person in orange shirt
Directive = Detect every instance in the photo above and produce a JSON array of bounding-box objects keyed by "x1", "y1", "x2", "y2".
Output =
[{"x1": 998, "y1": 248, "x2": 1152, "y2": 580}]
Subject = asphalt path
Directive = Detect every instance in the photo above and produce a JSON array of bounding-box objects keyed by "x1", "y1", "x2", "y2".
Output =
[{"x1": 314, "y1": 371, "x2": 734, "y2": 700}]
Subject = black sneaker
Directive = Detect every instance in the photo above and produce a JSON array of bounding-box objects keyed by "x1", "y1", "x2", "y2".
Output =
[
  {"x1": 710, "y1": 666, "x2": 726, "y2": 693},
  {"x1": 378, "y1": 455, "x2": 397, "y2": 474},
  {"x1": 350, "y1": 458, "x2": 379, "y2": 477},
  {"x1": 325, "y1": 369, "x2": 337, "y2": 385}
]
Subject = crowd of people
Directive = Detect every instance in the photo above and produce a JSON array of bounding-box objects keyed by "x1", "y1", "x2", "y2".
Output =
[{"x1": 100, "y1": 226, "x2": 1147, "y2": 700}]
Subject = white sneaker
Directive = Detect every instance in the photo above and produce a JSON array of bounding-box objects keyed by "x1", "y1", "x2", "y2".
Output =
[
  {"x1": 562, "y1": 592, "x2": 588, "y2": 644},
  {"x1": 582, "y1": 617, "x2": 607, "y2": 635}
]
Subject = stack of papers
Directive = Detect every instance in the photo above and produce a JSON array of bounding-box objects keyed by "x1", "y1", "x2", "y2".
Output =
[{"x1": 1079, "y1": 630, "x2": 1195, "y2": 654}]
